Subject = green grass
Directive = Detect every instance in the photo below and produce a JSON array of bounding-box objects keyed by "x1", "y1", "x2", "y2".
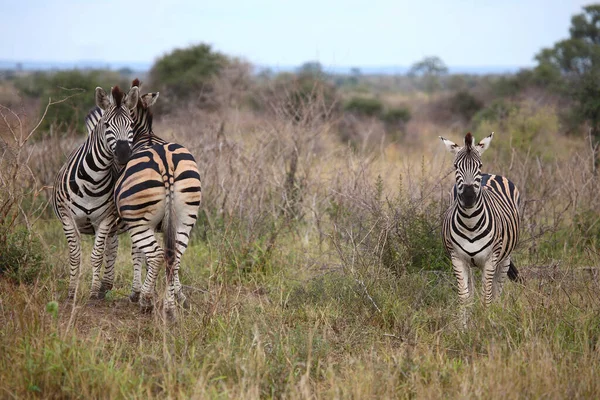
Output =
[{"x1": 2, "y1": 218, "x2": 600, "y2": 399}]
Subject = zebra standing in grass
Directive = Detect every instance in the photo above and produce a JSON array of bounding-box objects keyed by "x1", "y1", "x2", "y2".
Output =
[
  {"x1": 113, "y1": 80, "x2": 202, "y2": 321},
  {"x1": 52, "y1": 86, "x2": 139, "y2": 299},
  {"x1": 81, "y1": 82, "x2": 164, "y2": 298},
  {"x1": 440, "y1": 132, "x2": 521, "y2": 325}
]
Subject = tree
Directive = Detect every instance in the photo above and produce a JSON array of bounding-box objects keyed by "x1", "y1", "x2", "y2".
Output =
[
  {"x1": 149, "y1": 43, "x2": 228, "y2": 109},
  {"x1": 535, "y1": 5, "x2": 600, "y2": 168},
  {"x1": 408, "y1": 56, "x2": 448, "y2": 96}
]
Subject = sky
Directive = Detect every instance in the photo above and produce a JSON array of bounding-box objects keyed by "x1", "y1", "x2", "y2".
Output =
[{"x1": 0, "y1": 0, "x2": 594, "y2": 68}]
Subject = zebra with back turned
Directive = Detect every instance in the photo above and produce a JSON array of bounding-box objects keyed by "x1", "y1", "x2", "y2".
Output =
[
  {"x1": 85, "y1": 79, "x2": 202, "y2": 321},
  {"x1": 53, "y1": 85, "x2": 139, "y2": 299},
  {"x1": 113, "y1": 80, "x2": 202, "y2": 321},
  {"x1": 439, "y1": 132, "x2": 521, "y2": 326}
]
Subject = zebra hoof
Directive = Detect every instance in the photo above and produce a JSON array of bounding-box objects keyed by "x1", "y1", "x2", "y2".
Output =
[
  {"x1": 164, "y1": 308, "x2": 177, "y2": 323},
  {"x1": 129, "y1": 292, "x2": 140, "y2": 303},
  {"x1": 98, "y1": 283, "x2": 113, "y2": 299},
  {"x1": 139, "y1": 296, "x2": 153, "y2": 313},
  {"x1": 181, "y1": 298, "x2": 190, "y2": 310}
]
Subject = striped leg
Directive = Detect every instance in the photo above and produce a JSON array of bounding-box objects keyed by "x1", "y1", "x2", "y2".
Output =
[
  {"x1": 60, "y1": 213, "x2": 82, "y2": 299},
  {"x1": 451, "y1": 255, "x2": 473, "y2": 329},
  {"x1": 89, "y1": 216, "x2": 116, "y2": 298},
  {"x1": 132, "y1": 228, "x2": 163, "y2": 312},
  {"x1": 129, "y1": 244, "x2": 145, "y2": 303},
  {"x1": 482, "y1": 258, "x2": 497, "y2": 306},
  {"x1": 492, "y1": 257, "x2": 511, "y2": 300},
  {"x1": 99, "y1": 233, "x2": 118, "y2": 298}
]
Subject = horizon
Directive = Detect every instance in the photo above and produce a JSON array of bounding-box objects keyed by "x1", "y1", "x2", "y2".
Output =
[{"x1": 0, "y1": 0, "x2": 592, "y2": 70}]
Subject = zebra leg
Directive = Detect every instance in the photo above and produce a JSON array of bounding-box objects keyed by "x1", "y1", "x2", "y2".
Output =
[
  {"x1": 60, "y1": 214, "x2": 82, "y2": 300},
  {"x1": 174, "y1": 227, "x2": 192, "y2": 309},
  {"x1": 451, "y1": 255, "x2": 473, "y2": 329},
  {"x1": 89, "y1": 217, "x2": 116, "y2": 299},
  {"x1": 481, "y1": 258, "x2": 497, "y2": 306},
  {"x1": 99, "y1": 233, "x2": 118, "y2": 298},
  {"x1": 134, "y1": 229, "x2": 163, "y2": 313},
  {"x1": 129, "y1": 244, "x2": 144, "y2": 303},
  {"x1": 492, "y1": 257, "x2": 511, "y2": 299}
]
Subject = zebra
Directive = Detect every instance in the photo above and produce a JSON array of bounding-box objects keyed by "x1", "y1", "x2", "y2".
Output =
[
  {"x1": 52, "y1": 85, "x2": 139, "y2": 299},
  {"x1": 113, "y1": 80, "x2": 202, "y2": 321},
  {"x1": 80, "y1": 81, "x2": 163, "y2": 299},
  {"x1": 439, "y1": 132, "x2": 521, "y2": 326}
]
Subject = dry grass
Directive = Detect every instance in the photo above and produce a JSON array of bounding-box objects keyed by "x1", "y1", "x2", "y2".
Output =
[{"x1": 1, "y1": 86, "x2": 600, "y2": 399}]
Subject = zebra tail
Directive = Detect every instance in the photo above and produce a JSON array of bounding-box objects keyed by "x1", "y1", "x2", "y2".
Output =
[
  {"x1": 164, "y1": 183, "x2": 177, "y2": 280},
  {"x1": 507, "y1": 260, "x2": 523, "y2": 283}
]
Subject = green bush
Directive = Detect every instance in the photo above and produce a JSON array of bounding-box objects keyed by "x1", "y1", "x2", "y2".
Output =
[
  {"x1": 0, "y1": 225, "x2": 48, "y2": 284},
  {"x1": 448, "y1": 90, "x2": 483, "y2": 122},
  {"x1": 343, "y1": 96, "x2": 383, "y2": 117},
  {"x1": 149, "y1": 43, "x2": 228, "y2": 110},
  {"x1": 381, "y1": 107, "x2": 411, "y2": 125},
  {"x1": 14, "y1": 70, "x2": 126, "y2": 135}
]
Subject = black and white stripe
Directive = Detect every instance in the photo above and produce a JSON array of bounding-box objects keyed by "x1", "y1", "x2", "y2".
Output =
[
  {"x1": 113, "y1": 87, "x2": 201, "y2": 321},
  {"x1": 440, "y1": 132, "x2": 521, "y2": 322},
  {"x1": 52, "y1": 86, "x2": 139, "y2": 299}
]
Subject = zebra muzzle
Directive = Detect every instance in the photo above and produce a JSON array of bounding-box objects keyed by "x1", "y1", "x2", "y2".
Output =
[
  {"x1": 115, "y1": 140, "x2": 132, "y2": 165},
  {"x1": 460, "y1": 184, "x2": 477, "y2": 207}
]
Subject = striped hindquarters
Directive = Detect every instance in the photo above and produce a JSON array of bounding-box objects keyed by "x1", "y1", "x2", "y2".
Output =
[{"x1": 114, "y1": 142, "x2": 201, "y2": 239}]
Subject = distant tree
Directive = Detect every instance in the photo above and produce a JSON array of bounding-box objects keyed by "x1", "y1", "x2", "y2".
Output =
[
  {"x1": 149, "y1": 43, "x2": 227, "y2": 109},
  {"x1": 535, "y1": 4, "x2": 600, "y2": 168},
  {"x1": 408, "y1": 56, "x2": 448, "y2": 96},
  {"x1": 298, "y1": 61, "x2": 324, "y2": 78},
  {"x1": 117, "y1": 67, "x2": 134, "y2": 76}
]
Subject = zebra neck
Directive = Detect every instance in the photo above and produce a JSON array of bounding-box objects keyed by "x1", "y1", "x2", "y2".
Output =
[{"x1": 455, "y1": 196, "x2": 486, "y2": 229}]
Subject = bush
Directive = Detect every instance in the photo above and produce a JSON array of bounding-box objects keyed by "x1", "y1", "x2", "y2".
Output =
[
  {"x1": 14, "y1": 70, "x2": 127, "y2": 135},
  {"x1": 149, "y1": 43, "x2": 228, "y2": 111},
  {"x1": 0, "y1": 225, "x2": 47, "y2": 284},
  {"x1": 344, "y1": 97, "x2": 383, "y2": 117},
  {"x1": 259, "y1": 72, "x2": 340, "y2": 124},
  {"x1": 448, "y1": 90, "x2": 483, "y2": 122}
]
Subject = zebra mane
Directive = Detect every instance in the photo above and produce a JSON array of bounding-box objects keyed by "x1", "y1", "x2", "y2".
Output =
[
  {"x1": 112, "y1": 86, "x2": 125, "y2": 108},
  {"x1": 464, "y1": 132, "x2": 473, "y2": 150}
]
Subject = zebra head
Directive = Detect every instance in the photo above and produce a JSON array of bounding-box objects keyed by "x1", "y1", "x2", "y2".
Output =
[
  {"x1": 129, "y1": 79, "x2": 159, "y2": 137},
  {"x1": 440, "y1": 132, "x2": 493, "y2": 208},
  {"x1": 95, "y1": 85, "x2": 140, "y2": 165}
]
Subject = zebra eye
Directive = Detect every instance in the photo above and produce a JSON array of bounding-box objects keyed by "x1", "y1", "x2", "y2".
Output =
[{"x1": 104, "y1": 122, "x2": 109, "y2": 128}]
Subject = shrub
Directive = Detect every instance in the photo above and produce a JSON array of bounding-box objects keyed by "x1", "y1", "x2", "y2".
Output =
[
  {"x1": 149, "y1": 43, "x2": 228, "y2": 111},
  {"x1": 343, "y1": 96, "x2": 383, "y2": 117},
  {"x1": 14, "y1": 70, "x2": 126, "y2": 135},
  {"x1": 448, "y1": 90, "x2": 483, "y2": 122},
  {"x1": 0, "y1": 225, "x2": 47, "y2": 284}
]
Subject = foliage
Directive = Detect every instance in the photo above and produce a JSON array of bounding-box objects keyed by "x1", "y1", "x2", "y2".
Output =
[
  {"x1": 534, "y1": 4, "x2": 600, "y2": 165},
  {"x1": 149, "y1": 43, "x2": 228, "y2": 110},
  {"x1": 448, "y1": 90, "x2": 483, "y2": 122},
  {"x1": 408, "y1": 56, "x2": 449, "y2": 95},
  {"x1": 14, "y1": 70, "x2": 126, "y2": 134},
  {"x1": 0, "y1": 225, "x2": 47, "y2": 284},
  {"x1": 343, "y1": 96, "x2": 383, "y2": 117}
]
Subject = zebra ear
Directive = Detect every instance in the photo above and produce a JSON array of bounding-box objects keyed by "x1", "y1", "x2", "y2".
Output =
[
  {"x1": 475, "y1": 132, "x2": 494, "y2": 155},
  {"x1": 95, "y1": 87, "x2": 111, "y2": 110},
  {"x1": 440, "y1": 136, "x2": 461, "y2": 155},
  {"x1": 124, "y1": 86, "x2": 140, "y2": 110},
  {"x1": 141, "y1": 92, "x2": 159, "y2": 108}
]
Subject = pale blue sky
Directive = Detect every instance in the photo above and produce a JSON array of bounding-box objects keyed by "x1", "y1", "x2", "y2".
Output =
[{"x1": 0, "y1": 0, "x2": 593, "y2": 67}]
